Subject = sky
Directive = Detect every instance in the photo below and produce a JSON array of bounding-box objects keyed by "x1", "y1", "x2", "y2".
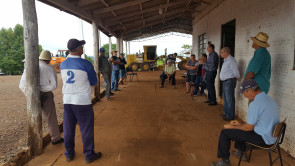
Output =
[{"x1": 0, "y1": 0, "x2": 192, "y2": 57}]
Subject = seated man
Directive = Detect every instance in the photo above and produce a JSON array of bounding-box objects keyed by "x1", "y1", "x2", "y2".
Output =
[
  {"x1": 160, "y1": 59, "x2": 176, "y2": 88},
  {"x1": 211, "y1": 79, "x2": 280, "y2": 166}
]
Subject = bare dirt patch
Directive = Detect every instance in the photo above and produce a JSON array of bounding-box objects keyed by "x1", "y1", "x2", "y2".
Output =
[{"x1": 0, "y1": 74, "x2": 64, "y2": 164}]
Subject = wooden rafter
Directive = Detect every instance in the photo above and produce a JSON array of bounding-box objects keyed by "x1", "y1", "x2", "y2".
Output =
[
  {"x1": 42, "y1": 0, "x2": 116, "y2": 37},
  {"x1": 114, "y1": 12, "x2": 191, "y2": 32},
  {"x1": 102, "y1": 0, "x2": 185, "y2": 23},
  {"x1": 93, "y1": 0, "x2": 151, "y2": 16},
  {"x1": 108, "y1": 7, "x2": 192, "y2": 28}
]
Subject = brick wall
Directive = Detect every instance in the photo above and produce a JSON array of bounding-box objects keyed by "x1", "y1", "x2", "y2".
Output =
[{"x1": 192, "y1": 0, "x2": 295, "y2": 157}]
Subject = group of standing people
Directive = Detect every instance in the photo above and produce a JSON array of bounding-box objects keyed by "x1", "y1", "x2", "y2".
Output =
[
  {"x1": 211, "y1": 32, "x2": 278, "y2": 166},
  {"x1": 99, "y1": 48, "x2": 127, "y2": 101},
  {"x1": 18, "y1": 31, "x2": 277, "y2": 165}
]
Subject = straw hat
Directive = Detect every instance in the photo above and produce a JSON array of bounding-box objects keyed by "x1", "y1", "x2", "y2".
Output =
[
  {"x1": 111, "y1": 50, "x2": 118, "y2": 54},
  {"x1": 251, "y1": 32, "x2": 270, "y2": 48},
  {"x1": 39, "y1": 50, "x2": 52, "y2": 60}
]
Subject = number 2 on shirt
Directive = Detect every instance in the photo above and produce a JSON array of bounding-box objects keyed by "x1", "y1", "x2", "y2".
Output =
[{"x1": 66, "y1": 70, "x2": 75, "y2": 84}]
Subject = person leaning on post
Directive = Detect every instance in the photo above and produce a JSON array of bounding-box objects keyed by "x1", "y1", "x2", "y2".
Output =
[
  {"x1": 211, "y1": 79, "x2": 280, "y2": 166},
  {"x1": 19, "y1": 50, "x2": 64, "y2": 145},
  {"x1": 61, "y1": 39, "x2": 102, "y2": 164}
]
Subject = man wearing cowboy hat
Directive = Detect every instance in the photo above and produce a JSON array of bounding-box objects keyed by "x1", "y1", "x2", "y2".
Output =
[
  {"x1": 244, "y1": 32, "x2": 271, "y2": 94},
  {"x1": 211, "y1": 79, "x2": 280, "y2": 166},
  {"x1": 19, "y1": 50, "x2": 64, "y2": 145}
]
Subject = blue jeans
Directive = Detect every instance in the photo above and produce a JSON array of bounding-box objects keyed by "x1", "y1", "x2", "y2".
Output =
[
  {"x1": 111, "y1": 70, "x2": 119, "y2": 90},
  {"x1": 193, "y1": 75, "x2": 205, "y2": 95},
  {"x1": 222, "y1": 78, "x2": 236, "y2": 119},
  {"x1": 206, "y1": 70, "x2": 217, "y2": 103}
]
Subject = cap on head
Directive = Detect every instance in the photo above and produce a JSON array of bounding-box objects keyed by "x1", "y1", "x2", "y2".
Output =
[
  {"x1": 120, "y1": 53, "x2": 124, "y2": 56},
  {"x1": 67, "y1": 39, "x2": 86, "y2": 51},
  {"x1": 251, "y1": 32, "x2": 270, "y2": 47},
  {"x1": 239, "y1": 79, "x2": 259, "y2": 94},
  {"x1": 39, "y1": 50, "x2": 52, "y2": 61},
  {"x1": 99, "y1": 48, "x2": 105, "y2": 52}
]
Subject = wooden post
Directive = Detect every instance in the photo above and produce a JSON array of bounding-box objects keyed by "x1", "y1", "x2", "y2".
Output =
[
  {"x1": 92, "y1": 21, "x2": 100, "y2": 100},
  {"x1": 109, "y1": 37, "x2": 112, "y2": 57},
  {"x1": 22, "y1": 0, "x2": 43, "y2": 155},
  {"x1": 128, "y1": 41, "x2": 130, "y2": 54},
  {"x1": 125, "y1": 40, "x2": 128, "y2": 55},
  {"x1": 116, "y1": 37, "x2": 120, "y2": 55}
]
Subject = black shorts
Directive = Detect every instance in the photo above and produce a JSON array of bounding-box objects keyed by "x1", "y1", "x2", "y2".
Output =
[{"x1": 186, "y1": 74, "x2": 196, "y2": 83}]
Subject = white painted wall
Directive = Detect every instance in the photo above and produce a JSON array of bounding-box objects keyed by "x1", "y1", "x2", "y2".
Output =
[{"x1": 192, "y1": 0, "x2": 295, "y2": 157}]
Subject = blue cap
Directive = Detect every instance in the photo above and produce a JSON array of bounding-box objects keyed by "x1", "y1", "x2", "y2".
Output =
[
  {"x1": 99, "y1": 48, "x2": 105, "y2": 52},
  {"x1": 239, "y1": 79, "x2": 259, "y2": 94}
]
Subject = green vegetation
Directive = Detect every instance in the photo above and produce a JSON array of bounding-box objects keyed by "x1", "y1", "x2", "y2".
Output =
[
  {"x1": 179, "y1": 44, "x2": 192, "y2": 56},
  {"x1": 85, "y1": 54, "x2": 94, "y2": 64},
  {"x1": 0, "y1": 24, "x2": 43, "y2": 75},
  {"x1": 101, "y1": 43, "x2": 116, "y2": 57}
]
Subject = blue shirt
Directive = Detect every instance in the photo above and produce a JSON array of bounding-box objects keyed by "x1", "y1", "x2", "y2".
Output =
[
  {"x1": 244, "y1": 47, "x2": 271, "y2": 94},
  {"x1": 61, "y1": 55, "x2": 97, "y2": 105},
  {"x1": 247, "y1": 92, "x2": 280, "y2": 145},
  {"x1": 111, "y1": 56, "x2": 120, "y2": 71},
  {"x1": 220, "y1": 55, "x2": 240, "y2": 81},
  {"x1": 203, "y1": 51, "x2": 219, "y2": 71}
]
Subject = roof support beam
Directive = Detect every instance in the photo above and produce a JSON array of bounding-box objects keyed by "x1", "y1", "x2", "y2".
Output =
[
  {"x1": 93, "y1": 0, "x2": 150, "y2": 15},
  {"x1": 102, "y1": 1, "x2": 185, "y2": 23},
  {"x1": 118, "y1": 13, "x2": 192, "y2": 33},
  {"x1": 108, "y1": 7, "x2": 191, "y2": 27},
  {"x1": 43, "y1": 0, "x2": 116, "y2": 36}
]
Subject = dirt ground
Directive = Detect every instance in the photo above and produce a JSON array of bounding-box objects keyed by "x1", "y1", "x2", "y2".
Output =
[{"x1": 1, "y1": 71, "x2": 295, "y2": 166}]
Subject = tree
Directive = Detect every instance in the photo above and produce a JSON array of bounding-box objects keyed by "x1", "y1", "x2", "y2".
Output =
[
  {"x1": 85, "y1": 54, "x2": 94, "y2": 64},
  {"x1": 101, "y1": 43, "x2": 116, "y2": 57},
  {"x1": 178, "y1": 44, "x2": 192, "y2": 56},
  {"x1": 0, "y1": 24, "x2": 43, "y2": 75}
]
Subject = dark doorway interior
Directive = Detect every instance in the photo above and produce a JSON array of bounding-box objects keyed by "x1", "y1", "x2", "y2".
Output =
[{"x1": 219, "y1": 19, "x2": 236, "y2": 97}]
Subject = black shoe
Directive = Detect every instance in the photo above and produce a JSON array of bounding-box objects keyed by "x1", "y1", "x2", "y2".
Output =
[
  {"x1": 66, "y1": 156, "x2": 74, "y2": 162},
  {"x1": 220, "y1": 114, "x2": 226, "y2": 117},
  {"x1": 210, "y1": 159, "x2": 231, "y2": 166},
  {"x1": 52, "y1": 137, "x2": 64, "y2": 145},
  {"x1": 110, "y1": 92, "x2": 114, "y2": 96},
  {"x1": 160, "y1": 85, "x2": 164, "y2": 88},
  {"x1": 208, "y1": 102, "x2": 217, "y2": 106},
  {"x1": 86, "y1": 152, "x2": 102, "y2": 164},
  {"x1": 204, "y1": 100, "x2": 211, "y2": 103},
  {"x1": 231, "y1": 150, "x2": 247, "y2": 161},
  {"x1": 222, "y1": 117, "x2": 233, "y2": 121}
]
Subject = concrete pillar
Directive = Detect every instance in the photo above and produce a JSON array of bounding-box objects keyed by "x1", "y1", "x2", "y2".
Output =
[{"x1": 109, "y1": 37, "x2": 112, "y2": 57}]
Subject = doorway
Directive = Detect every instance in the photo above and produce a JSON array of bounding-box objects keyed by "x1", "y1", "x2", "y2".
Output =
[{"x1": 219, "y1": 19, "x2": 236, "y2": 97}]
